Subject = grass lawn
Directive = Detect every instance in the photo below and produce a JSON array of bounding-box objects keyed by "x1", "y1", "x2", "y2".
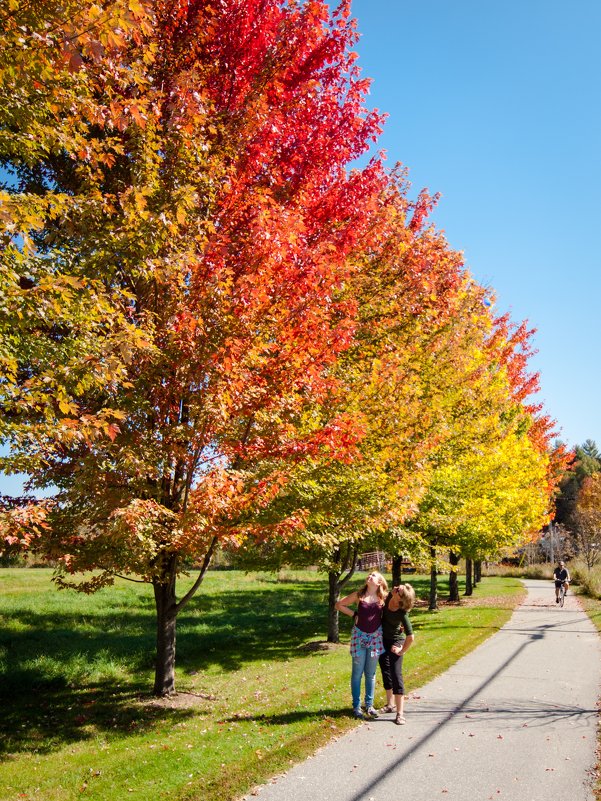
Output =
[{"x1": 0, "y1": 568, "x2": 525, "y2": 801}]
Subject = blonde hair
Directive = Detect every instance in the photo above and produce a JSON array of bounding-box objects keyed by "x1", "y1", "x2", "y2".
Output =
[
  {"x1": 358, "y1": 571, "x2": 388, "y2": 604},
  {"x1": 394, "y1": 583, "x2": 416, "y2": 611}
]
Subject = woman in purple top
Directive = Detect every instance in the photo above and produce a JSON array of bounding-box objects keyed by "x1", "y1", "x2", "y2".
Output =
[{"x1": 336, "y1": 571, "x2": 387, "y2": 719}]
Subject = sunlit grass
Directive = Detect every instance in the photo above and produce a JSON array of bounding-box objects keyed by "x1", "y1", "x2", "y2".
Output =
[{"x1": 0, "y1": 568, "x2": 524, "y2": 801}]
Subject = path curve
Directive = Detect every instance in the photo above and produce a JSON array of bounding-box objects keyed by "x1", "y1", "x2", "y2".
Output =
[{"x1": 243, "y1": 579, "x2": 601, "y2": 801}]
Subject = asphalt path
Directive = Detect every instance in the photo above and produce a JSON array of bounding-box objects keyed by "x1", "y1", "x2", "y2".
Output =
[{"x1": 243, "y1": 579, "x2": 601, "y2": 801}]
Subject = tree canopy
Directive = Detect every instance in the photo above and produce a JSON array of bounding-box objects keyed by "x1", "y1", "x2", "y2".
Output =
[{"x1": 0, "y1": 0, "x2": 568, "y2": 692}]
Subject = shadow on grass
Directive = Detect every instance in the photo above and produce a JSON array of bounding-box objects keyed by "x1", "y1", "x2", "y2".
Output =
[
  {"x1": 0, "y1": 573, "x2": 488, "y2": 758},
  {"x1": 223, "y1": 708, "x2": 355, "y2": 726},
  {"x1": 0, "y1": 678, "x2": 197, "y2": 758},
  {"x1": 0, "y1": 580, "x2": 331, "y2": 756}
]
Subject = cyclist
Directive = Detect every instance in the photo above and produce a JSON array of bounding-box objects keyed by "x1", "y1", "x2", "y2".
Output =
[{"x1": 553, "y1": 560, "x2": 570, "y2": 603}]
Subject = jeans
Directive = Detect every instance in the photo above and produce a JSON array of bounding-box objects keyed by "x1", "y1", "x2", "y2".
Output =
[{"x1": 351, "y1": 646, "x2": 379, "y2": 709}]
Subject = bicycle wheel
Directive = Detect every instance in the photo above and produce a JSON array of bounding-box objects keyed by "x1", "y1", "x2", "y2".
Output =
[{"x1": 559, "y1": 586, "x2": 565, "y2": 607}]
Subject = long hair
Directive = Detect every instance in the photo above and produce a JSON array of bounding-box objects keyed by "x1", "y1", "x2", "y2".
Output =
[{"x1": 358, "y1": 572, "x2": 388, "y2": 604}]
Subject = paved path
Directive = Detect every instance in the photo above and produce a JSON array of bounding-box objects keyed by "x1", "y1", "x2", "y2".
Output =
[{"x1": 243, "y1": 580, "x2": 601, "y2": 801}]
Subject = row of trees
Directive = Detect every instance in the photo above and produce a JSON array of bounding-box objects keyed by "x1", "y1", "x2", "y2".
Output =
[
  {"x1": 0, "y1": 0, "x2": 568, "y2": 694},
  {"x1": 552, "y1": 440, "x2": 601, "y2": 569}
]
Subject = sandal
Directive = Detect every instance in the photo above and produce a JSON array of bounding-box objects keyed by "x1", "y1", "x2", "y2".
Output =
[
  {"x1": 394, "y1": 714, "x2": 406, "y2": 725},
  {"x1": 379, "y1": 704, "x2": 394, "y2": 714}
]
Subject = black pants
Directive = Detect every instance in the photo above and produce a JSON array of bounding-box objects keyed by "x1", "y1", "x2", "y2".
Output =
[{"x1": 379, "y1": 639, "x2": 405, "y2": 696}]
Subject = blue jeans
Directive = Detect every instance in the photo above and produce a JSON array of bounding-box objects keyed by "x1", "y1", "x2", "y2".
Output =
[{"x1": 351, "y1": 646, "x2": 379, "y2": 709}]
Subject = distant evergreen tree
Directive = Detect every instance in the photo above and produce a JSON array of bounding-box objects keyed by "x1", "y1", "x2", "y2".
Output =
[{"x1": 574, "y1": 440, "x2": 601, "y2": 482}]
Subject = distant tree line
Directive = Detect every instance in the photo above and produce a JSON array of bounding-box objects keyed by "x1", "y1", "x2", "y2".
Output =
[{"x1": 552, "y1": 439, "x2": 601, "y2": 570}]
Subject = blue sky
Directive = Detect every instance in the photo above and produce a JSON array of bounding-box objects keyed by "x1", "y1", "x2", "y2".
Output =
[{"x1": 350, "y1": 0, "x2": 601, "y2": 450}]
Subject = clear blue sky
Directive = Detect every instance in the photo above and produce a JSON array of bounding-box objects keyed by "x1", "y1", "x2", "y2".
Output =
[
  {"x1": 1, "y1": 1, "x2": 599, "y2": 497},
  {"x1": 350, "y1": 0, "x2": 601, "y2": 450}
]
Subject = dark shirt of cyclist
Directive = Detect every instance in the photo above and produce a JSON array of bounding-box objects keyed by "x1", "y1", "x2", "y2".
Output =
[{"x1": 553, "y1": 560, "x2": 569, "y2": 601}]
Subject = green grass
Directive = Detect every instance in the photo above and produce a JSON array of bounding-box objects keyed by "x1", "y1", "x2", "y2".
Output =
[{"x1": 0, "y1": 569, "x2": 524, "y2": 801}]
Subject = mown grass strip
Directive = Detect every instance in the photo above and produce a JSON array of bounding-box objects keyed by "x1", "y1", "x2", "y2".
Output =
[{"x1": 0, "y1": 569, "x2": 524, "y2": 801}]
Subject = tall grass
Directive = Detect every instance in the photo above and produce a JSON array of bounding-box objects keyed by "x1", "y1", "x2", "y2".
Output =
[
  {"x1": 569, "y1": 558, "x2": 601, "y2": 598},
  {"x1": 484, "y1": 559, "x2": 601, "y2": 598},
  {"x1": 483, "y1": 562, "x2": 554, "y2": 580}
]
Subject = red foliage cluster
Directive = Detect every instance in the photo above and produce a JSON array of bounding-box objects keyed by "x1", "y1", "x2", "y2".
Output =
[{"x1": 150, "y1": 0, "x2": 389, "y2": 464}]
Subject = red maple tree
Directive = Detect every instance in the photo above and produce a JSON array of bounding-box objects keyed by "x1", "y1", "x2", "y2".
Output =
[{"x1": 1, "y1": 0, "x2": 389, "y2": 694}]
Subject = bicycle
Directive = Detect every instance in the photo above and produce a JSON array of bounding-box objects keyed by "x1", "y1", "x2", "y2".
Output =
[{"x1": 553, "y1": 562, "x2": 570, "y2": 608}]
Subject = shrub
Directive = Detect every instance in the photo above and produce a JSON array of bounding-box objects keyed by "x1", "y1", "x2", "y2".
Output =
[{"x1": 569, "y1": 559, "x2": 601, "y2": 599}]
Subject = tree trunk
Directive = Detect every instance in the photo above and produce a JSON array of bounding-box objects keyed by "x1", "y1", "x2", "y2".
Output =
[
  {"x1": 153, "y1": 556, "x2": 178, "y2": 696},
  {"x1": 464, "y1": 558, "x2": 473, "y2": 596},
  {"x1": 474, "y1": 559, "x2": 482, "y2": 585},
  {"x1": 429, "y1": 545, "x2": 438, "y2": 611},
  {"x1": 150, "y1": 536, "x2": 218, "y2": 695},
  {"x1": 327, "y1": 571, "x2": 341, "y2": 643},
  {"x1": 448, "y1": 550, "x2": 459, "y2": 601},
  {"x1": 391, "y1": 554, "x2": 402, "y2": 587},
  {"x1": 326, "y1": 544, "x2": 359, "y2": 642}
]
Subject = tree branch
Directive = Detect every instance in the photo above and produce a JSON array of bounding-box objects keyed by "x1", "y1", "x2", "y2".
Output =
[
  {"x1": 114, "y1": 572, "x2": 147, "y2": 584},
  {"x1": 175, "y1": 535, "x2": 219, "y2": 613},
  {"x1": 338, "y1": 545, "x2": 358, "y2": 590}
]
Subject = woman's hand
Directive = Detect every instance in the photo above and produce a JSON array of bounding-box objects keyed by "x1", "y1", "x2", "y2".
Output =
[
  {"x1": 391, "y1": 645, "x2": 403, "y2": 656},
  {"x1": 335, "y1": 591, "x2": 359, "y2": 617}
]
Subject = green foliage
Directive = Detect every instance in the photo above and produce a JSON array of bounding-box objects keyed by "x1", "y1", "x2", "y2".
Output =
[{"x1": 577, "y1": 439, "x2": 601, "y2": 464}]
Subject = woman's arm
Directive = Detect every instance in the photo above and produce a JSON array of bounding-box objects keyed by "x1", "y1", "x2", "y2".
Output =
[
  {"x1": 391, "y1": 633, "x2": 415, "y2": 656},
  {"x1": 335, "y1": 591, "x2": 360, "y2": 618}
]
